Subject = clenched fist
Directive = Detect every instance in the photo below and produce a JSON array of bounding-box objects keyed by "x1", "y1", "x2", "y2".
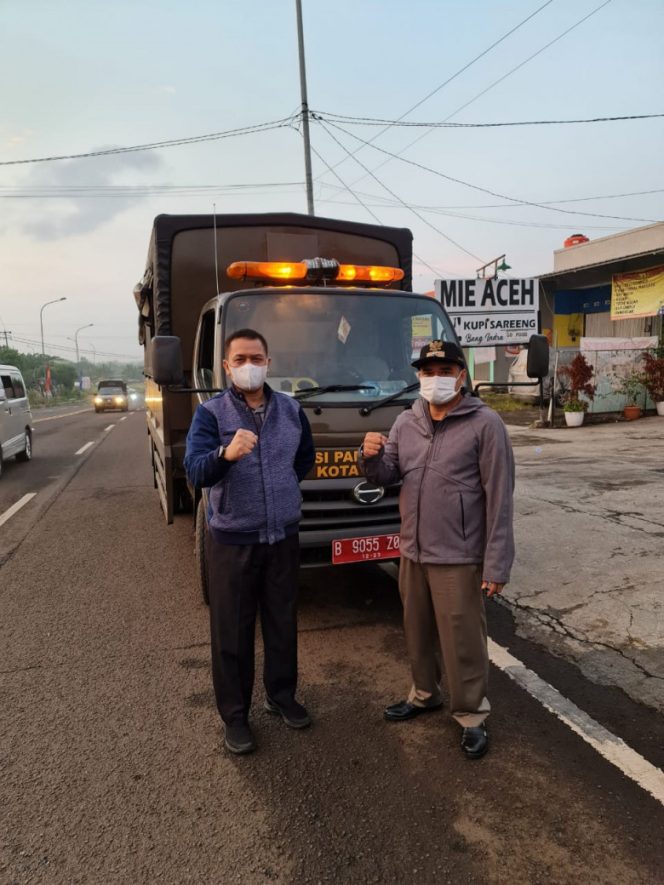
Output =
[
  {"x1": 223, "y1": 428, "x2": 258, "y2": 462},
  {"x1": 362, "y1": 432, "x2": 388, "y2": 458}
]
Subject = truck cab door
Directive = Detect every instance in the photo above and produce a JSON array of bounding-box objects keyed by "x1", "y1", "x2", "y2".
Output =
[{"x1": 193, "y1": 308, "x2": 218, "y2": 396}]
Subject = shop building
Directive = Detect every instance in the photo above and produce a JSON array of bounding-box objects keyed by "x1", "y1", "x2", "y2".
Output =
[{"x1": 539, "y1": 223, "x2": 664, "y2": 412}]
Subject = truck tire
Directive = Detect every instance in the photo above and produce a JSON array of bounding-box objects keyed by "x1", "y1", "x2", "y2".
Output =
[
  {"x1": 174, "y1": 479, "x2": 193, "y2": 514},
  {"x1": 195, "y1": 497, "x2": 210, "y2": 606}
]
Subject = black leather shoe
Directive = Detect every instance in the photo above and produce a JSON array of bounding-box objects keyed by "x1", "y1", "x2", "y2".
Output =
[
  {"x1": 224, "y1": 723, "x2": 256, "y2": 755},
  {"x1": 383, "y1": 700, "x2": 443, "y2": 721},
  {"x1": 264, "y1": 697, "x2": 311, "y2": 729},
  {"x1": 461, "y1": 725, "x2": 488, "y2": 759}
]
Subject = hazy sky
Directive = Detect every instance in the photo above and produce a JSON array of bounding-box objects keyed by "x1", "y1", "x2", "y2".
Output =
[{"x1": 1, "y1": 0, "x2": 662, "y2": 362}]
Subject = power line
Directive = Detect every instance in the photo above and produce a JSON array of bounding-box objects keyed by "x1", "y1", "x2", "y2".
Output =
[
  {"x1": 316, "y1": 196, "x2": 631, "y2": 231},
  {"x1": 316, "y1": 118, "x2": 485, "y2": 264},
  {"x1": 308, "y1": 136, "x2": 447, "y2": 277},
  {"x1": 0, "y1": 181, "x2": 302, "y2": 194},
  {"x1": 314, "y1": 0, "x2": 555, "y2": 184},
  {"x1": 317, "y1": 183, "x2": 664, "y2": 209},
  {"x1": 330, "y1": 0, "x2": 615, "y2": 196},
  {"x1": 0, "y1": 116, "x2": 297, "y2": 167},
  {"x1": 10, "y1": 335, "x2": 141, "y2": 360},
  {"x1": 315, "y1": 110, "x2": 664, "y2": 129},
  {"x1": 0, "y1": 184, "x2": 305, "y2": 200},
  {"x1": 323, "y1": 118, "x2": 662, "y2": 225}
]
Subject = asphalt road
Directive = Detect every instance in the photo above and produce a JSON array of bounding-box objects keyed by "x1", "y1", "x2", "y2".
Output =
[{"x1": 1, "y1": 409, "x2": 663, "y2": 884}]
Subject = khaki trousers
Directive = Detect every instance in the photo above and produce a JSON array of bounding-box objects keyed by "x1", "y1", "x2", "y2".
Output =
[{"x1": 399, "y1": 556, "x2": 490, "y2": 728}]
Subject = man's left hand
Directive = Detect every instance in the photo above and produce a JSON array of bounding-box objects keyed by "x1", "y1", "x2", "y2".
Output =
[{"x1": 482, "y1": 581, "x2": 505, "y2": 598}]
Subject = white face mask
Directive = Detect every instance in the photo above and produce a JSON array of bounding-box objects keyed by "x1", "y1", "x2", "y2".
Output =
[
  {"x1": 419, "y1": 374, "x2": 460, "y2": 405},
  {"x1": 229, "y1": 363, "x2": 268, "y2": 392}
]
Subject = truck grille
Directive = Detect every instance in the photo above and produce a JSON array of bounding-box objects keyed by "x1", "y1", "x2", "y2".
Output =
[{"x1": 301, "y1": 485, "x2": 400, "y2": 532}]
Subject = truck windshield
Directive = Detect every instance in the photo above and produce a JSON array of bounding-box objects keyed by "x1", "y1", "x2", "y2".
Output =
[{"x1": 224, "y1": 291, "x2": 456, "y2": 403}]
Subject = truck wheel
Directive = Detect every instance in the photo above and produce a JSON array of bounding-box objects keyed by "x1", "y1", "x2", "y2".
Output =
[
  {"x1": 195, "y1": 497, "x2": 210, "y2": 606},
  {"x1": 174, "y1": 480, "x2": 193, "y2": 514}
]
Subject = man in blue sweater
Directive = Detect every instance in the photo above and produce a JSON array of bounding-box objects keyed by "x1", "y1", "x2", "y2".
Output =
[{"x1": 184, "y1": 329, "x2": 315, "y2": 755}]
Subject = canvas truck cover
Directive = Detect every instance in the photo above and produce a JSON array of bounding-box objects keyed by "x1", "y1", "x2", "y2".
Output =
[{"x1": 134, "y1": 213, "x2": 413, "y2": 373}]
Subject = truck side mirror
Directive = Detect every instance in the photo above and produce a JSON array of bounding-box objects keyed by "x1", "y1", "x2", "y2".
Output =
[
  {"x1": 526, "y1": 334, "x2": 550, "y2": 379},
  {"x1": 151, "y1": 336, "x2": 184, "y2": 386}
]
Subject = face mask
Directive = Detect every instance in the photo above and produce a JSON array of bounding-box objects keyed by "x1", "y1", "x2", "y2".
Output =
[
  {"x1": 419, "y1": 374, "x2": 460, "y2": 405},
  {"x1": 229, "y1": 363, "x2": 267, "y2": 392}
]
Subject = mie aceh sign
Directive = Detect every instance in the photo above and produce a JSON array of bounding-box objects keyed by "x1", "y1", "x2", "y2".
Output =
[{"x1": 435, "y1": 278, "x2": 539, "y2": 347}]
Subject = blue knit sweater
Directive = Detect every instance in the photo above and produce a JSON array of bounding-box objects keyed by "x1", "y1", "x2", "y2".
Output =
[{"x1": 184, "y1": 385, "x2": 315, "y2": 545}]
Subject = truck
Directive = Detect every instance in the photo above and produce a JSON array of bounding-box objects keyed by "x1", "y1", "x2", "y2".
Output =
[
  {"x1": 93, "y1": 379, "x2": 129, "y2": 413},
  {"x1": 133, "y1": 212, "x2": 462, "y2": 600}
]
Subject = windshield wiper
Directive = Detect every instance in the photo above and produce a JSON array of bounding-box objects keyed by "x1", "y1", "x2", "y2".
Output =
[
  {"x1": 293, "y1": 384, "x2": 378, "y2": 401},
  {"x1": 359, "y1": 382, "x2": 420, "y2": 415}
]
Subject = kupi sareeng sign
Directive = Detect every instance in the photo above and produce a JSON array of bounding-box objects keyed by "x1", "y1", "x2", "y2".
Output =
[{"x1": 435, "y1": 278, "x2": 539, "y2": 346}]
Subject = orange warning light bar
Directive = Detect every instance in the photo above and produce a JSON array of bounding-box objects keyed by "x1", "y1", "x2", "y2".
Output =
[
  {"x1": 226, "y1": 258, "x2": 405, "y2": 286},
  {"x1": 227, "y1": 261, "x2": 308, "y2": 281},
  {"x1": 336, "y1": 264, "x2": 405, "y2": 283}
]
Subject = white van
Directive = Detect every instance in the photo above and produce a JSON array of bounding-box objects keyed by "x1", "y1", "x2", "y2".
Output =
[{"x1": 0, "y1": 365, "x2": 33, "y2": 477}]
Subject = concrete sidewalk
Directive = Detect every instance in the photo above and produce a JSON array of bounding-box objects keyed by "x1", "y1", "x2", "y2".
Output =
[{"x1": 506, "y1": 416, "x2": 663, "y2": 713}]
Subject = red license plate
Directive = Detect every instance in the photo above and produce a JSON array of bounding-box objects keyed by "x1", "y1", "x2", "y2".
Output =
[{"x1": 332, "y1": 533, "x2": 400, "y2": 564}]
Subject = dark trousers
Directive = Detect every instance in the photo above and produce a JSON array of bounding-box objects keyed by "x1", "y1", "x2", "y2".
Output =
[{"x1": 207, "y1": 533, "x2": 300, "y2": 726}]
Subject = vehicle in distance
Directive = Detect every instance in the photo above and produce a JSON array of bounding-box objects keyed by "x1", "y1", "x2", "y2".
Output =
[
  {"x1": 94, "y1": 379, "x2": 129, "y2": 412},
  {"x1": 0, "y1": 364, "x2": 33, "y2": 477}
]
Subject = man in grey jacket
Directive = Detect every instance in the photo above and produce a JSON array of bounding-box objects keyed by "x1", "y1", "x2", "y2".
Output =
[{"x1": 360, "y1": 340, "x2": 514, "y2": 759}]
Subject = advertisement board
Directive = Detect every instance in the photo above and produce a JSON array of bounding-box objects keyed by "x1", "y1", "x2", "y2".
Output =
[
  {"x1": 435, "y1": 278, "x2": 539, "y2": 347},
  {"x1": 611, "y1": 266, "x2": 664, "y2": 320}
]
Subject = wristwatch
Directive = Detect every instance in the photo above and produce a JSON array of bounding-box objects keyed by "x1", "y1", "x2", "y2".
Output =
[{"x1": 218, "y1": 445, "x2": 227, "y2": 460}]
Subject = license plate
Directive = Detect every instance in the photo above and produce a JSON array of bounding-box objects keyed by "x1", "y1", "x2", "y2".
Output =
[{"x1": 331, "y1": 533, "x2": 400, "y2": 564}]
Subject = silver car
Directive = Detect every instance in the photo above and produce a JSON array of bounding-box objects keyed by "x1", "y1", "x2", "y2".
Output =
[{"x1": 0, "y1": 365, "x2": 33, "y2": 477}]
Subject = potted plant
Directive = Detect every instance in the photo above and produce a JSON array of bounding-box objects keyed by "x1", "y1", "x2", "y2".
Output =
[
  {"x1": 642, "y1": 350, "x2": 664, "y2": 416},
  {"x1": 613, "y1": 370, "x2": 646, "y2": 420},
  {"x1": 559, "y1": 353, "x2": 595, "y2": 427}
]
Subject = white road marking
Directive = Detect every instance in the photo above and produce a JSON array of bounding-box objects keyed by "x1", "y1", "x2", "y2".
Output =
[
  {"x1": 75, "y1": 441, "x2": 94, "y2": 455},
  {"x1": 33, "y1": 408, "x2": 89, "y2": 424},
  {"x1": 0, "y1": 493, "x2": 37, "y2": 529},
  {"x1": 119, "y1": 416, "x2": 128, "y2": 422},
  {"x1": 488, "y1": 639, "x2": 664, "y2": 807},
  {"x1": 104, "y1": 424, "x2": 115, "y2": 432}
]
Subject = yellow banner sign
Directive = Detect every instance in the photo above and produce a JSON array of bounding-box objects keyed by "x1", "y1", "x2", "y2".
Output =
[
  {"x1": 311, "y1": 448, "x2": 361, "y2": 479},
  {"x1": 611, "y1": 265, "x2": 664, "y2": 320}
]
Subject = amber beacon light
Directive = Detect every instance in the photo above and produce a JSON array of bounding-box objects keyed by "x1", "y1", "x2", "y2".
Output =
[
  {"x1": 227, "y1": 261, "x2": 308, "y2": 281},
  {"x1": 336, "y1": 264, "x2": 404, "y2": 283},
  {"x1": 226, "y1": 258, "x2": 404, "y2": 286}
]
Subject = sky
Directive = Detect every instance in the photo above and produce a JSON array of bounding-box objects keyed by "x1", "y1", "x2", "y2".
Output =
[{"x1": 1, "y1": 0, "x2": 662, "y2": 363}]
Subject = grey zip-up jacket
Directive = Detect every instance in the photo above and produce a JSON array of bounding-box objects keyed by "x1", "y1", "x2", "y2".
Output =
[{"x1": 360, "y1": 395, "x2": 515, "y2": 583}]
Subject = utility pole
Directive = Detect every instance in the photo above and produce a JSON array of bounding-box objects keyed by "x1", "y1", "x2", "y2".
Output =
[
  {"x1": 0, "y1": 329, "x2": 11, "y2": 348},
  {"x1": 295, "y1": 0, "x2": 315, "y2": 216}
]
